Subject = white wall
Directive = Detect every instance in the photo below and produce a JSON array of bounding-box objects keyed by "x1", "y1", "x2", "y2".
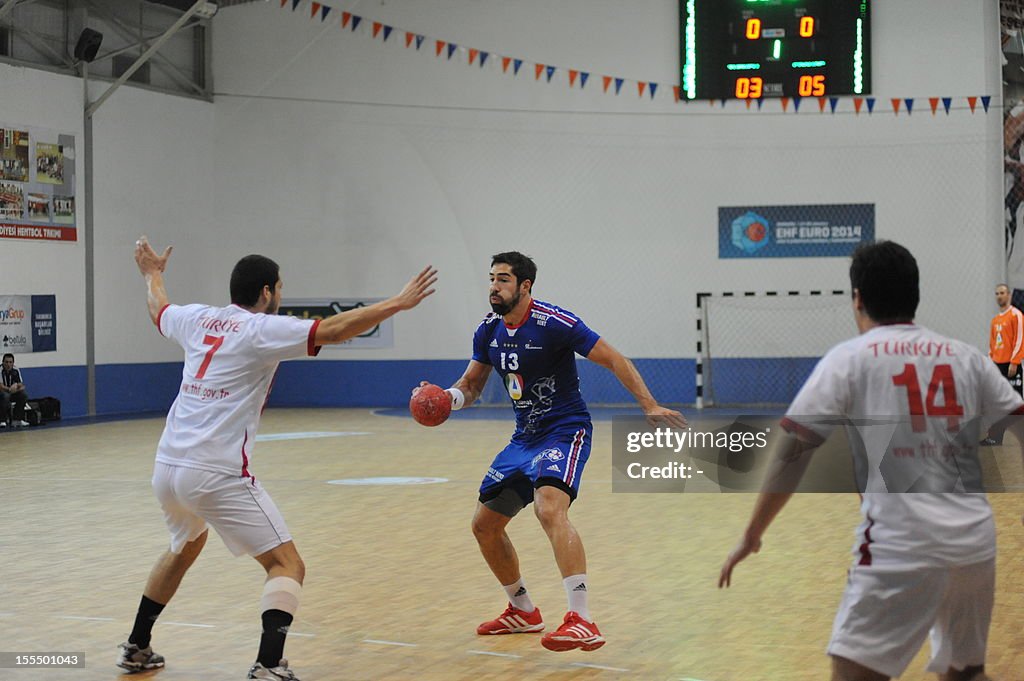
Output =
[
  {"x1": 210, "y1": 0, "x2": 1004, "y2": 360},
  {"x1": 0, "y1": 0, "x2": 1006, "y2": 382},
  {"x1": 0, "y1": 63, "x2": 85, "y2": 370}
]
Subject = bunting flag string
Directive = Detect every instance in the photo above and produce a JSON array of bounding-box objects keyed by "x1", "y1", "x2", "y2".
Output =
[{"x1": 279, "y1": 0, "x2": 995, "y2": 116}]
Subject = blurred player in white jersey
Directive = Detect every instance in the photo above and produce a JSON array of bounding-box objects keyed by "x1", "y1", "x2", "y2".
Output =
[
  {"x1": 118, "y1": 237, "x2": 436, "y2": 680},
  {"x1": 719, "y1": 241, "x2": 1024, "y2": 681}
]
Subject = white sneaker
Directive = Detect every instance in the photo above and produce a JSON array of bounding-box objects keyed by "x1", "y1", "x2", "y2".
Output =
[
  {"x1": 0, "y1": 422, "x2": 6, "y2": 428},
  {"x1": 248, "y1": 659, "x2": 299, "y2": 680},
  {"x1": 116, "y1": 641, "x2": 165, "y2": 672},
  {"x1": 14, "y1": 420, "x2": 28, "y2": 427}
]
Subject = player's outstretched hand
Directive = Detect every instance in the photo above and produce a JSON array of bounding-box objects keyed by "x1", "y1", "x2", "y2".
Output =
[
  {"x1": 394, "y1": 266, "x2": 438, "y2": 310},
  {"x1": 718, "y1": 534, "x2": 762, "y2": 588},
  {"x1": 645, "y1": 405, "x2": 688, "y2": 429},
  {"x1": 134, "y1": 236, "x2": 173, "y2": 275}
]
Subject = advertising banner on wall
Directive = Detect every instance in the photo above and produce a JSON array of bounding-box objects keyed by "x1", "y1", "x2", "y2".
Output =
[
  {"x1": 718, "y1": 204, "x2": 875, "y2": 258},
  {"x1": 279, "y1": 298, "x2": 393, "y2": 348},
  {"x1": 0, "y1": 295, "x2": 56, "y2": 352},
  {"x1": 0, "y1": 123, "x2": 76, "y2": 242}
]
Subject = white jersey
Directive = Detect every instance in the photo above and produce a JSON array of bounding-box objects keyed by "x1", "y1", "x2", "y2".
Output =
[
  {"x1": 154, "y1": 303, "x2": 320, "y2": 477},
  {"x1": 784, "y1": 324, "x2": 1024, "y2": 568}
]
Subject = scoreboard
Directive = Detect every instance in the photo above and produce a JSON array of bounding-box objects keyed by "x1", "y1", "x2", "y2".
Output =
[{"x1": 681, "y1": 0, "x2": 871, "y2": 101}]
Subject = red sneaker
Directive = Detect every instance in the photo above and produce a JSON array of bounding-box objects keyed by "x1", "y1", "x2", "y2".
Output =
[
  {"x1": 540, "y1": 612, "x2": 605, "y2": 652},
  {"x1": 476, "y1": 603, "x2": 544, "y2": 635}
]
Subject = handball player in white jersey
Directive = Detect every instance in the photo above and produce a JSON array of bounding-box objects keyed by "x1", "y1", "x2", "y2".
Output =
[
  {"x1": 719, "y1": 241, "x2": 1024, "y2": 681},
  {"x1": 118, "y1": 237, "x2": 436, "y2": 680}
]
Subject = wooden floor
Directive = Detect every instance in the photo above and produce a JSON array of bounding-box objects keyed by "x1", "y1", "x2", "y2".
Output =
[{"x1": 0, "y1": 408, "x2": 1021, "y2": 681}]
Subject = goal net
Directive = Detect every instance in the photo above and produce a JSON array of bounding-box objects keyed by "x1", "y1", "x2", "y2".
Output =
[{"x1": 697, "y1": 290, "x2": 855, "y2": 409}]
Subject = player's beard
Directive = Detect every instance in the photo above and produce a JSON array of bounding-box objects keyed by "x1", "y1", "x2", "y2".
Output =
[{"x1": 490, "y1": 291, "x2": 520, "y2": 316}]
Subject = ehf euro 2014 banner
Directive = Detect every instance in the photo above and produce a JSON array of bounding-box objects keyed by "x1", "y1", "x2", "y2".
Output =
[
  {"x1": 0, "y1": 295, "x2": 56, "y2": 353},
  {"x1": 279, "y1": 298, "x2": 393, "y2": 348},
  {"x1": 0, "y1": 123, "x2": 77, "y2": 243},
  {"x1": 719, "y1": 204, "x2": 875, "y2": 258}
]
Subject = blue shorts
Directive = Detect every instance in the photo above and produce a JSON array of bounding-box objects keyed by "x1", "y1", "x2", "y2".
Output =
[{"x1": 478, "y1": 424, "x2": 592, "y2": 504}]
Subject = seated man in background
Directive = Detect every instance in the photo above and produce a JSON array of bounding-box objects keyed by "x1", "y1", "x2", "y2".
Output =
[{"x1": 0, "y1": 353, "x2": 29, "y2": 427}]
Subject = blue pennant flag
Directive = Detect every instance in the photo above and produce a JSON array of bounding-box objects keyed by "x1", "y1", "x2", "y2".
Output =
[
  {"x1": 415, "y1": 35, "x2": 425, "y2": 50},
  {"x1": 351, "y1": 15, "x2": 362, "y2": 30},
  {"x1": 480, "y1": 51, "x2": 489, "y2": 67},
  {"x1": 904, "y1": 98, "x2": 914, "y2": 115},
  {"x1": 649, "y1": 82, "x2": 658, "y2": 99},
  {"x1": 829, "y1": 97, "x2": 839, "y2": 113},
  {"x1": 291, "y1": 0, "x2": 300, "y2": 10},
  {"x1": 447, "y1": 43, "x2": 458, "y2": 59},
  {"x1": 580, "y1": 72, "x2": 589, "y2": 89},
  {"x1": 981, "y1": 95, "x2": 991, "y2": 112},
  {"x1": 382, "y1": 26, "x2": 393, "y2": 42},
  {"x1": 546, "y1": 65, "x2": 556, "y2": 82},
  {"x1": 792, "y1": 96, "x2": 802, "y2": 112},
  {"x1": 513, "y1": 59, "x2": 523, "y2": 75},
  {"x1": 719, "y1": 98, "x2": 727, "y2": 108},
  {"x1": 614, "y1": 77, "x2": 624, "y2": 94},
  {"x1": 756, "y1": 98, "x2": 764, "y2": 110},
  {"x1": 320, "y1": 5, "x2": 331, "y2": 20},
  {"x1": 942, "y1": 97, "x2": 952, "y2": 114},
  {"x1": 866, "y1": 97, "x2": 876, "y2": 114}
]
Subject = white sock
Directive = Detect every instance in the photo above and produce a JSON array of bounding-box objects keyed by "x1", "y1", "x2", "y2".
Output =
[
  {"x1": 563, "y1": 574, "x2": 591, "y2": 622},
  {"x1": 502, "y1": 578, "x2": 535, "y2": 613}
]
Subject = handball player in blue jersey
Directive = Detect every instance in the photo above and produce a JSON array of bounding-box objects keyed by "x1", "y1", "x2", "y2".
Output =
[{"x1": 417, "y1": 252, "x2": 686, "y2": 652}]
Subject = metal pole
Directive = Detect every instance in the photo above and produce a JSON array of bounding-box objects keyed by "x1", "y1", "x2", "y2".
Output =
[{"x1": 83, "y1": 61, "x2": 96, "y2": 415}]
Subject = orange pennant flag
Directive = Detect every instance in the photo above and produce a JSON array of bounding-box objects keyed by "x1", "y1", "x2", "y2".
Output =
[
  {"x1": 780, "y1": 97, "x2": 790, "y2": 112},
  {"x1": 501, "y1": 56, "x2": 512, "y2": 73},
  {"x1": 342, "y1": 11, "x2": 352, "y2": 28},
  {"x1": 311, "y1": 2, "x2": 321, "y2": 18},
  {"x1": 405, "y1": 32, "x2": 414, "y2": 48},
  {"x1": 535, "y1": 64, "x2": 545, "y2": 80},
  {"x1": 745, "y1": 99, "x2": 753, "y2": 110},
  {"x1": 280, "y1": 0, "x2": 287, "y2": 7},
  {"x1": 372, "y1": 22, "x2": 383, "y2": 38},
  {"x1": 435, "y1": 40, "x2": 445, "y2": 57},
  {"x1": 469, "y1": 48, "x2": 478, "y2": 65},
  {"x1": 891, "y1": 98, "x2": 901, "y2": 115},
  {"x1": 673, "y1": 86, "x2": 680, "y2": 102},
  {"x1": 853, "y1": 98, "x2": 863, "y2": 114},
  {"x1": 602, "y1": 75, "x2": 613, "y2": 93},
  {"x1": 967, "y1": 96, "x2": 978, "y2": 113},
  {"x1": 818, "y1": 97, "x2": 827, "y2": 113},
  {"x1": 929, "y1": 97, "x2": 939, "y2": 115},
  {"x1": 569, "y1": 70, "x2": 578, "y2": 87},
  {"x1": 638, "y1": 82, "x2": 646, "y2": 97}
]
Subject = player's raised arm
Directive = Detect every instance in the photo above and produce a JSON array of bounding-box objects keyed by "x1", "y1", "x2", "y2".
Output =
[
  {"x1": 586, "y1": 338, "x2": 687, "y2": 428},
  {"x1": 315, "y1": 266, "x2": 437, "y2": 345},
  {"x1": 134, "y1": 236, "x2": 173, "y2": 326}
]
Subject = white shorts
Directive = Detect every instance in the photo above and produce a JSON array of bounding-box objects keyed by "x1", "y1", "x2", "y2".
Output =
[
  {"x1": 152, "y1": 463, "x2": 292, "y2": 557},
  {"x1": 828, "y1": 559, "x2": 995, "y2": 677}
]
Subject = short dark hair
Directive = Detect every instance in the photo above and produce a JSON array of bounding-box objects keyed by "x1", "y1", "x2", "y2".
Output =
[
  {"x1": 491, "y1": 252, "x2": 537, "y2": 290},
  {"x1": 849, "y1": 241, "x2": 919, "y2": 323},
  {"x1": 2, "y1": 353, "x2": 12, "y2": 362},
  {"x1": 230, "y1": 255, "x2": 280, "y2": 307}
]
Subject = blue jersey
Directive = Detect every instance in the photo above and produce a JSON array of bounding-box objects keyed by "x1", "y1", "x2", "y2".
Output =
[{"x1": 472, "y1": 299, "x2": 601, "y2": 439}]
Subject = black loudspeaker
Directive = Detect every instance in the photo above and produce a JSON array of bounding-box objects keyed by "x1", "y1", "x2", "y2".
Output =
[{"x1": 74, "y1": 28, "x2": 103, "y2": 63}]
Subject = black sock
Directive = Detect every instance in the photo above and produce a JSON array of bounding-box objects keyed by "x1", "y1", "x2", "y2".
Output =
[
  {"x1": 128, "y1": 595, "x2": 165, "y2": 649},
  {"x1": 257, "y1": 609, "x2": 293, "y2": 668}
]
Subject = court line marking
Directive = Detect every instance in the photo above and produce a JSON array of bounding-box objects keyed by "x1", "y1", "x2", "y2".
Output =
[
  {"x1": 162, "y1": 621, "x2": 216, "y2": 628},
  {"x1": 288, "y1": 632, "x2": 316, "y2": 638},
  {"x1": 57, "y1": 615, "x2": 115, "y2": 622},
  {"x1": 362, "y1": 639, "x2": 418, "y2": 647},
  {"x1": 570, "y1": 662, "x2": 631, "y2": 672},
  {"x1": 466, "y1": 650, "x2": 522, "y2": 659}
]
